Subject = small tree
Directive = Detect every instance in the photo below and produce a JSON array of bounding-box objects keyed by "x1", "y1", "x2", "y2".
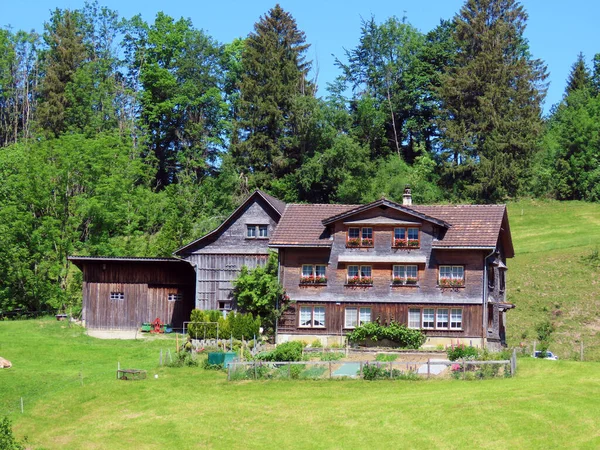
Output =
[
  {"x1": 232, "y1": 252, "x2": 285, "y2": 335},
  {"x1": 0, "y1": 416, "x2": 25, "y2": 450}
]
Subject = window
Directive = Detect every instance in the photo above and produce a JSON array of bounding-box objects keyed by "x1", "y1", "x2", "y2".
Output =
[
  {"x1": 423, "y1": 308, "x2": 435, "y2": 329},
  {"x1": 439, "y1": 265, "x2": 465, "y2": 287},
  {"x1": 168, "y1": 293, "x2": 182, "y2": 302},
  {"x1": 392, "y1": 265, "x2": 418, "y2": 285},
  {"x1": 110, "y1": 292, "x2": 124, "y2": 300},
  {"x1": 300, "y1": 264, "x2": 327, "y2": 284},
  {"x1": 488, "y1": 263, "x2": 495, "y2": 289},
  {"x1": 393, "y1": 227, "x2": 419, "y2": 247},
  {"x1": 246, "y1": 225, "x2": 268, "y2": 239},
  {"x1": 450, "y1": 309, "x2": 463, "y2": 329},
  {"x1": 499, "y1": 270, "x2": 506, "y2": 292},
  {"x1": 300, "y1": 306, "x2": 326, "y2": 328},
  {"x1": 218, "y1": 301, "x2": 232, "y2": 311},
  {"x1": 259, "y1": 225, "x2": 268, "y2": 238},
  {"x1": 436, "y1": 309, "x2": 449, "y2": 329},
  {"x1": 408, "y1": 309, "x2": 421, "y2": 329},
  {"x1": 347, "y1": 265, "x2": 373, "y2": 285},
  {"x1": 408, "y1": 308, "x2": 462, "y2": 330},
  {"x1": 344, "y1": 307, "x2": 372, "y2": 328},
  {"x1": 347, "y1": 227, "x2": 373, "y2": 247}
]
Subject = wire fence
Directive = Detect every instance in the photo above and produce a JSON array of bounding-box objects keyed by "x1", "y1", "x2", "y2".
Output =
[{"x1": 226, "y1": 351, "x2": 517, "y2": 381}]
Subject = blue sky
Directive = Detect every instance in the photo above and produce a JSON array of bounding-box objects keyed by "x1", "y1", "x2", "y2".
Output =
[{"x1": 3, "y1": 0, "x2": 600, "y2": 113}]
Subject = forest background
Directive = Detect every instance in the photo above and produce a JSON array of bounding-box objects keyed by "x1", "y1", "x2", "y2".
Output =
[{"x1": 0, "y1": 0, "x2": 598, "y2": 314}]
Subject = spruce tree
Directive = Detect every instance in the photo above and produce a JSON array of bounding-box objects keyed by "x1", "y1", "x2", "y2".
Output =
[
  {"x1": 565, "y1": 52, "x2": 592, "y2": 95},
  {"x1": 232, "y1": 4, "x2": 314, "y2": 188},
  {"x1": 438, "y1": 0, "x2": 547, "y2": 202}
]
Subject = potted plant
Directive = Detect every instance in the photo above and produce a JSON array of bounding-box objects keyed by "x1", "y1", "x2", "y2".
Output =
[
  {"x1": 361, "y1": 238, "x2": 374, "y2": 246},
  {"x1": 359, "y1": 277, "x2": 373, "y2": 285},
  {"x1": 408, "y1": 239, "x2": 419, "y2": 247},
  {"x1": 406, "y1": 277, "x2": 418, "y2": 285},
  {"x1": 393, "y1": 239, "x2": 408, "y2": 248},
  {"x1": 392, "y1": 277, "x2": 405, "y2": 285},
  {"x1": 347, "y1": 238, "x2": 361, "y2": 247}
]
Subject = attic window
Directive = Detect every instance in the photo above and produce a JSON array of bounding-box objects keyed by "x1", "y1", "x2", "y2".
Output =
[
  {"x1": 247, "y1": 225, "x2": 269, "y2": 239},
  {"x1": 110, "y1": 292, "x2": 124, "y2": 300},
  {"x1": 393, "y1": 227, "x2": 419, "y2": 248}
]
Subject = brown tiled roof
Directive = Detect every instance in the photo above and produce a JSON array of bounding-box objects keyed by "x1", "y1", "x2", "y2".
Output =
[
  {"x1": 270, "y1": 201, "x2": 510, "y2": 253},
  {"x1": 411, "y1": 205, "x2": 506, "y2": 249},
  {"x1": 269, "y1": 204, "x2": 356, "y2": 246}
]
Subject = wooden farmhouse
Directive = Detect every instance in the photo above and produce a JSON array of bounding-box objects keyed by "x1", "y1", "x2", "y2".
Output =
[{"x1": 70, "y1": 188, "x2": 514, "y2": 349}]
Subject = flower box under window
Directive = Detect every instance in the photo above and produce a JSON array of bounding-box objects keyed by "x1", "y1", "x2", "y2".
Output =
[
  {"x1": 300, "y1": 276, "x2": 328, "y2": 285},
  {"x1": 439, "y1": 278, "x2": 465, "y2": 288},
  {"x1": 346, "y1": 276, "x2": 373, "y2": 286}
]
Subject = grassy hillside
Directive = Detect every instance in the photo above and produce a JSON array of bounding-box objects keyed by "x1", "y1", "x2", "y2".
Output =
[
  {"x1": 1, "y1": 319, "x2": 599, "y2": 449},
  {"x1": 507, "y1": 200, "x2": 600, "y2": 360}
]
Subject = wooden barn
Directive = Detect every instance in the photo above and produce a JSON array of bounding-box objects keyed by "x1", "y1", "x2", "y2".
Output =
[
  {"x1": 174, "y1": 189, "x2": 285, "y2": 312},
  {"x1": 68, "y1": 256, "x2": 195, "y2": 330}
]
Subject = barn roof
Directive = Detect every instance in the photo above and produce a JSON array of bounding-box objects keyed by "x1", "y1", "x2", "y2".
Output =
[
  {"x1": 68, "y1": 256, "x2": 190, "y2": 270},
  {"x1": 173, "y1": 189, "x2": 285, "y2": 256}
]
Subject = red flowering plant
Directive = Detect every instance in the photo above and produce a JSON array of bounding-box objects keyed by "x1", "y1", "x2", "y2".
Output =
[
  {"x1": 405, "y1": 277, "x2": 418, "y2": 285},
  {"x1": 347, "y1": 238, "x2": 361, "y2": 247},
  {"x1": 347, "y1": 276, "x2": 373, "y2": 285},
  {"x1": 440, "y1": 278, "x2": 464, "y2": 287},
  {"x1": 392, "y1": 276, "x2": 405, "y2": 285},
  {"x1": 393, "y1": 238, "x2": 408, "y2": 248},
  {"x1": 300, "y1": 275, "x2": 327, "y2": 284},
  {"x1": 361, "y1": 238, "x2": 374, "y2": 246}
]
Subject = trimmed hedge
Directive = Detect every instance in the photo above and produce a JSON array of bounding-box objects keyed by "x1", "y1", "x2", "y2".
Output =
[{"x1": 347, "y1": 322, "x2": 426, "y2": 349}]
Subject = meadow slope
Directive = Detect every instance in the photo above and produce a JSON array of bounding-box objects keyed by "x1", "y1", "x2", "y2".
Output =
[{"x1": 507, "y1": 200, "x2": 600, "y2": 360}]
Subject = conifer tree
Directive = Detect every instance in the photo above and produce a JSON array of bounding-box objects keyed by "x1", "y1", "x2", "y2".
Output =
[
  {"x1": 565, "y1": 52, "x2": 592, "y2": 95},
  {"x1": 232, "y1": 4, "x2": 314, "y2": 188},
  {"x1": 438, "y1": 0, "x2": 547, "y2": 202}
]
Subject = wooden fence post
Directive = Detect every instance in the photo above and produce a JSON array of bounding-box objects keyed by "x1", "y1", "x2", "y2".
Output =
[
  {"x1": 389, "y1": 361, "x2": 393, "y2": 379},
  {"x1": 427, "y1": 359, "x2": 431, "y2": 379},
  {"x1": 359, "y1": 361, "x2": 363, "y2": 379},
  {"x1": 329, "y1": 361, "x2": 332, "y2": 379},
  {"x1": 228, "y1": 363, "x2": 231, "y2": 381},
  {"x1": 462, "y1": 358, "x2": 466, "y2": 379}
]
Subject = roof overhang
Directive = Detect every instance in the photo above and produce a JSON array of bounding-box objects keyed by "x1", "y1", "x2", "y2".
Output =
[
  {"x1": 498, "y1": 302, "x2": 516, "y2": 311},
  {"x1": 337, "y1": 254, "x2": 427, "y2": 263},
  {"x1": 268, "y1": 243, "x2": 332, "y2": 248},
  {"x1": 68, "y1": 256, "x2": 190, "y2": 270},
  {"x1": 343, "y1": 218, "x2": 422, "y2": 226},
  {"x1": 321, "y1": 198, "x2": 452, "y2": 228},
  {"x1": 432, "y1": 246, "x2": 496, "y2": 251}
]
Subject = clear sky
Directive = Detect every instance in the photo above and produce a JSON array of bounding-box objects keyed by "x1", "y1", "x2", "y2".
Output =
[{"x1": 3, "y1": 0, "x2": 599, "y2": 113}]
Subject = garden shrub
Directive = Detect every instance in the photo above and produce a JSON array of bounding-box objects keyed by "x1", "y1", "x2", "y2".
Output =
[
  {"x1": 168, "y1": 351, "x2": 199, "y2": 368},
  {"x1": 188, "y1": 310, "x2": 260, "y2": 340},
  {"x1": 0, "y1": 416, "x2": 25, "y2": 450},
  {"x1": 257, "y1": 341, "x2": 303, "y2": 362},
  {"x1": 446, "y1": 344, "x2": 479, "y2": 361},
  {"x1": 310, "y1": 339, "x2": 322, "y2": 348},
  {"x1": 319, "y1": 351, "x2": 344, "y2": 361},
  {"x1": 361, "y1": 363, "x2": 420, "y2": 381},
  {"x1": 347, "y1": 321, "x2": 426, "y2": 348}
]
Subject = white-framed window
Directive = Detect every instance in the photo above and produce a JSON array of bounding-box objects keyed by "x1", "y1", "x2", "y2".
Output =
[
  {"x1": 347, "y1": 265, "x2": 373, "y2": 285},
  {"x1": 301, "y1": 264, "x2": 327, "y2": 284},
  {"x1": 450, "y1": 308, "x2": 463, "y2": 329},
  {"x1": 347, "y1": 227, "x2": 373, "y2": 246},
  {"x1": 168, "y1": 293, "x2": 182, "y2": 302},
  {"x1": 110, "y1": 292, "x2": 124, "y2": 300},
  {"x1": 246, "y1": 225, "x2": 256, "y2": 238},
  {"x1": 258, "y1": 225, "x2": 268, "y2": 238},
  {"x1": 393, "y1": 227, "x2": 419, "y2": 247},
  {"x1": 408, "y1": 309, "x2": 421, "y2": 329},
  {"x1": 422, "y1": 308, "x2": 435, "y2": 329},
  {"x1": 436, "y1": 308, "x2": 449, "y2": 329},
  {"x1": 392, "y1": 265, "x2": 418, "y2": 284},
  {"x1": 345, "y1": 307, "x2": 372, "y2": 328},
  {"x1": 299, "y1": 306, "x2": 326, "y2": 328},
  {"x1": 439, "y1": 265, "x2": 465, "y2": 286}
]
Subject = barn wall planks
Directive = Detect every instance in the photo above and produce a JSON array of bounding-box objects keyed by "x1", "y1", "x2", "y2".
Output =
[{"x1": 80, "y1": 260, "x2": 195, "y2": 330}]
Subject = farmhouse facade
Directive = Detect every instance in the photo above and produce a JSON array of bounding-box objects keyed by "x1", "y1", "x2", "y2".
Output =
[{"x1": 70, "y1": 188, "x2": 514, "y2": 349}]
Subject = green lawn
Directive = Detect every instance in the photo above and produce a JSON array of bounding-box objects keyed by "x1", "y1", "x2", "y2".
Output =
[
  {"x1": 1, "y1": 319, "x2": 600, "y2": 449},
  {"x1": 507, "y1": 200, "x2": 600, "y2": 360}
]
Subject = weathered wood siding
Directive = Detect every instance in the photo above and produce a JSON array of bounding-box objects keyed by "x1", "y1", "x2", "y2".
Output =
[
  {"x1": 181, "y1": 196, "x2": 279, "y2": 310},
  {"x1": 279, "y1": 302, "x2": 483, "y2": 338},
  {"x1": 81, "y1": 260, "x2": 194, "y2": 330}
]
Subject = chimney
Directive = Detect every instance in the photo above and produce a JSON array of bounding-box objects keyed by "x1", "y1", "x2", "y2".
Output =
[{"x1": 403, "y1": 185, "x2": 412, "y2": 206}]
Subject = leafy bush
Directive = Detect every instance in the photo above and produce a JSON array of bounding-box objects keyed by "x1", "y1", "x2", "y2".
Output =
[
  {"x1": 310, "y1": 339, "x2": 322, "y2": 348},
  {"x1": 257, "y1": 341, "x2": 303, "y2": 362},
  {"x1": 446, "y1": 344, "x2": 479, "y2": 361},
  {"x1": 319, "y1": 352, "x2": 344, "y2": 361},
  {"x1": 0, "y1": 416, "x2": 25, "y2": 450},
  {"x1": 168, "y1": 351, "x2": 199, "y2": 368},
  {"x1": 362, "y1": 363, "x2": 420, "y2": 381},
  {"x1": 188, "y1": 310, "x2": 260, "y2": 340},
  {"x1": 347, "y1": 321, "x2": 426, "y2": 349},
  {"x1": 375, "y1": 353, "x2": 398, "y2": 362}
]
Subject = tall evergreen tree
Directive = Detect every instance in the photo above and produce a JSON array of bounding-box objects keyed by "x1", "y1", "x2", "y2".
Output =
[
  {"x1": 438, "y1": 0, "x2": 547, "y2": 202},
  {"x1": 37, "y1": 8, "x2": 87, "y2": 136},
  {"x1": 565, "y1": 52, "x2": 592, "y2": 95},
  {"x1": 231, "y1": 4, "x2": 314, "y2": 188}
]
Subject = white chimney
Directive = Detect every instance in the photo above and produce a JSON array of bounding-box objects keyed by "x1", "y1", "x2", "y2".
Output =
[{"x1": 403, "y1": 185, "x2": 412, "y2": 206}]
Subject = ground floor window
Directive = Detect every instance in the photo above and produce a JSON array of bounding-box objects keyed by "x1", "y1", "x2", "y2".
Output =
[
  {"x1": 344, "y1": 307, "x2": 372, "y2": 328},
  {"x1": 299, "y1": 306, "x2": 326, "y2": 328},
  {"x1": 408, "y1": 307, "x2": 463, "y2": 330},
  {"x1": 110, "y1": 292, "x2": 124, "y2": 300}
]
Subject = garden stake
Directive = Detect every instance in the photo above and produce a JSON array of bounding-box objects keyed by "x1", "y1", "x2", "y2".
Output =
[
  {"x1": 427, "y1": 359, "x2": 430, "y2": 379},
  {"x1": 20, "y1": 397, "x2": 23, "y2": 414},
  {"x1": 389, "y1": 361, "x2": 392, "y2": 378},
  {"x1": 329, "y1": 361, "x2": 332, "y2": 379}
]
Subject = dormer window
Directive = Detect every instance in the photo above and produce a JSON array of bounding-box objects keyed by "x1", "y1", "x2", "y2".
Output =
[
  {"x1": 393, "y1": 227, "x2": 419, "y2": 248},
  {"x1": 347, "y1": 227, "x2": 373, "y2": 247}
]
